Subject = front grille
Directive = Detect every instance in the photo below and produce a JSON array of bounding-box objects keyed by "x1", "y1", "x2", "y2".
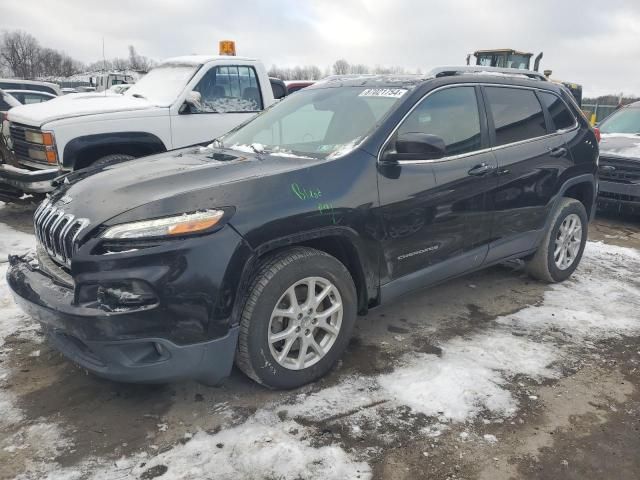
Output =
[
  {"x1": 599, "y1": 157, "x2": 640, "y2": 183},
  {"x1": 9, "y1": 122, "x2": 50, "y2": 168},
  {"x1": 33, "y1": 199, "x2": 89, "y2": 267}
]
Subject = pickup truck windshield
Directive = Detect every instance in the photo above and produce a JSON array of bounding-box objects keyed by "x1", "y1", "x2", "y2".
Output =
[
  {"x1": 125, "y1": 64, "x2": 199, "y2": 107},
  {"x1": 600, "y1": 108, "x2": 640, "y2": 134},
  {"x1": 222, "y1": 86, "x2": 408, "y2": 158}
]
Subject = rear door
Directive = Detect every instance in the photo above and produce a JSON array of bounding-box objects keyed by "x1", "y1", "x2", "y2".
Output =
[
  {"x1": 482, "y1": 86, "x2": 571, "y2": 262},
  {"x1": 170, "y1": 65, "x2": 264, "y2": 147}
]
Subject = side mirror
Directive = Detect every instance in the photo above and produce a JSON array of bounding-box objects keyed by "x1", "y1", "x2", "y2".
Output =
[
  {"x1": 382, "y1": 133, "x2": 446, "y2": 162},
  {"x1": 180, "y1": 91, "x2": 202, "y2": 114}
]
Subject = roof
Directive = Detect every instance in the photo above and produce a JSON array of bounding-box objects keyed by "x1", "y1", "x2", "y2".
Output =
[
  {"x1": 310, "y1": 66, "x2": 550, "y2": 90},
  {"x1": 284, "y1": 80, "x2": 315, "y2": 86},
  {"x1": 312, "y1": 74, "x2": 431, "y2": 89},
  {"x1": 4, "y1": 89, "x2": 57, "y2": 97},
  {"x1": 0, "y1": 78, "x2": 60, "y2": 88},
  {"x1": 473, "y1": 49, "x2": 533, "y2": 56},
  {"x1": 158, "y1": 55, "x2": 257, "y2": 66}
]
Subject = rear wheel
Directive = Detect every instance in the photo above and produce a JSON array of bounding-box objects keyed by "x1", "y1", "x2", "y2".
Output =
[
  {"x1": 526, "y1": 197, "x2": 588, "y2": 283},
  {"x1": 235, "y1": 247, "x2": 357, "y2": 389}
]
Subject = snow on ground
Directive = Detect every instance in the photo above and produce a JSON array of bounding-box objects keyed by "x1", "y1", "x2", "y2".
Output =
[
  {"x1": 499, "y1": 242, "x2": 640, "y2": 340},
  {"x1": 1, "y1": 196, "x2": 639, "y2": 480},
  {"x1": 0, "y1": 217, "x2": 72, "y2": 468}
]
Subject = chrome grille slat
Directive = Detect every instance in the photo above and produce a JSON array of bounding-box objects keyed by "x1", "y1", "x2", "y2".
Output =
[{"x1": 33, "y1": 199, "x2": 89, "y2": 268}]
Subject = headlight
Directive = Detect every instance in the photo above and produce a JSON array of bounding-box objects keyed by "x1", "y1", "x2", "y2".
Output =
[
  {"x1": 101, "y1": 210, "x2": 225, "y2": 240},
  {"x1": 25, "y1": 130, "x2": 55, "y2": 146}
]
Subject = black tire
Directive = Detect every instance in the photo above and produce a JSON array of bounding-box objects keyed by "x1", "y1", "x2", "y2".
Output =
[
  {"x1": 89, "y1": 153, "x2": 135, "y2": 170},
  {"x1": 235, "y1": 247, "x2": 357, "y2": 389},
  {"x1": 526, "y1": 197, "x2": 588, "y2": 283}
]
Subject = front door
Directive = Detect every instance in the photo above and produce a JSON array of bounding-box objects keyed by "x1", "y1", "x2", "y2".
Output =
[
  {"x1": 171, "y1": 65, "x2": 264, "y2": 148},
  {"x1": 377, "y1": 85, "x2": 497, "y2": 288}
]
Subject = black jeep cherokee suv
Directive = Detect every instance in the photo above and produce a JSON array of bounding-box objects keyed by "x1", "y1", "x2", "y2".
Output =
[{"x1": 7, "y1": 67, "x2": 599, "y2": 389}]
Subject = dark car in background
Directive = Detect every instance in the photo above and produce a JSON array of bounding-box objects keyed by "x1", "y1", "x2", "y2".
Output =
[
  {"x1": 597, "y1": 101, "x2": 640, "y2": 212},
  {"x1": 7, "y1": 67, "x2": 598, "y2": 389}
]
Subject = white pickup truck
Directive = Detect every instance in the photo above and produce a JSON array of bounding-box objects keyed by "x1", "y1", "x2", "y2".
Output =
[{"x1": 0, "y1": 55, "x2": 278, "y2": 197}]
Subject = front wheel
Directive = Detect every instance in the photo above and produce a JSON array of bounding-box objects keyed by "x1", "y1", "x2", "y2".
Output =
[
  {"x1": 526, "y1": 197, "x2": 588, "y2": 283},
  {"x1": 235, "y1": 247, "x2": 357, "y2": 389}
]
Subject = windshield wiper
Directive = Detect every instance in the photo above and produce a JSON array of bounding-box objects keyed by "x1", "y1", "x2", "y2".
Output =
[
  {"x1": 249, "y1": 143, "x2": 264, "y2": 155},
  {"x1": 131, "y1": 93, "x2": 146, "y2": 99}
]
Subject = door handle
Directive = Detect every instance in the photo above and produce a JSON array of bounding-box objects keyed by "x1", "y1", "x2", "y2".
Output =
[
  {"x1": 549, "y1": 147, "x2": 568, "y2": 158},
  {"x1": 467, "y1": 163, "x2": 494, "y2": 176}
]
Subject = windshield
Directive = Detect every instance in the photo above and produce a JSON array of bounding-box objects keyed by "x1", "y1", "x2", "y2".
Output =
[
  {"x1": 600, "y1": 107, "x2": 640, "y2": 134},
  {"x1": 125, "y1": 64, "x2": 199, "y2": 106},
  {"x1": 222, "y1": 86, "x2": 408, "y2": 158},
  {"x1": 477, "y1": 53, "x2": 530, "y2": 69}
]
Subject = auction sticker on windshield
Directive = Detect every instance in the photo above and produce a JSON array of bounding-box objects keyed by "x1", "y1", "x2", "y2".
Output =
[{"x1": 359, "y1": 88, "x2": 408, "y2": 98}]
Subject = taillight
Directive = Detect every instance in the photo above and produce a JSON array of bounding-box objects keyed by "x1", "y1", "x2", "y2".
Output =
[{"x1": 593, "y1": 127, "x2": 601, "y2": 143}]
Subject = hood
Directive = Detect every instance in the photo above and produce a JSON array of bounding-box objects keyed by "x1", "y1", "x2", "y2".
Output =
[
  {"x1": 600, "y1": 133, "x2": 640, "y2": 160},
  {"x1": 8, "y1": 94, "x2": 158, "y2": 126},
  {"x1": 48, "y1": 146, "x2": 317, "y2": 229}
]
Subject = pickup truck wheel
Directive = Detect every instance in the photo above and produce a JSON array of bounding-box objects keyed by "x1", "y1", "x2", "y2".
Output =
[
  {"x1": 235, "y1": 247, "x2": 357, "y2": 389},
  {"x1": 526, "y1": 197, "x2": 588, "y2": 283}
]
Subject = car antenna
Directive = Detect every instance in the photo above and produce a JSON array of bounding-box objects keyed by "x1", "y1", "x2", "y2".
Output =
[{"x1": 102, "y1": 37, "x2": 107, "y2": 97}]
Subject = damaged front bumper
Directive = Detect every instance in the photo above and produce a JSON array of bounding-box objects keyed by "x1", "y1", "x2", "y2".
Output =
[{"x1": 5, "y1": 228, "x2": 248, "y2": 384}]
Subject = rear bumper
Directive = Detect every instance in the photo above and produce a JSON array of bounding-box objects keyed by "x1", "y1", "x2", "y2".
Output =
[
  {"x1": 598, "y1": 180, "x2": 640, "y2": 208},
  {"x1": 0, "y1": 163, "x2": 59, "y2": 193}
]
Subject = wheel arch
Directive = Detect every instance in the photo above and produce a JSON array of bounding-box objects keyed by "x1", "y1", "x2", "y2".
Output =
[
  {"x1": 557, "y1": 174, "x2": 597, "y2": 220},
  {"x1": 235, "y1": 227, "x2": 376, "y2": 318},
  {"x1": 63, "y1": 132, "x2": 167, "y2": 170}
]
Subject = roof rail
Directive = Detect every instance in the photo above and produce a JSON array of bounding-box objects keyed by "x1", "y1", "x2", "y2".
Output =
[{"x1": 429, "y1": 66, "x2": 548, "y2": 81}]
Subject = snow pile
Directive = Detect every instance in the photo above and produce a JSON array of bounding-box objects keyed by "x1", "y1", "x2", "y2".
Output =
[
  {"x1": 499, "y1": 242, "x2": 640, "y2": 340},
  {"x1": 378, "y1": 332, "x2": 558, "y2": 421},
  {"x1": 36, "y1": 416, "x2": 371, "y2": 480},
  {"x1": 132, "y1": 418, "x2": 369, "y2": 480},
  {"x1": 0, "y1": 222, "x2": 36, "y2": 345},
  {"x1": 0, "y1": 214, "x2": 72, "y2": 467}
]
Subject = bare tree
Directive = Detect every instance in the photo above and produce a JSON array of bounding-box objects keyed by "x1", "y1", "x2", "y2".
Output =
[
  {"x1": 1, "y1": 30, "x2": 41, "y2": 78},
  {"x1": 350, "y1": 63, "x2": 369, "y2": 75},
  {"x1": 128, "y1": 45, "x2": 152, "y2": 72},
  {"x1": 332, "y1": 59, "x2": 350, "y2": 75}
]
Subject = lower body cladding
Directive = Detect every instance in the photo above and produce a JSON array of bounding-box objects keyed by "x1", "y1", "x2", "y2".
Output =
[
  {"x1": 6, "y1": 226, "x2": 252, "y2": 384},
  {"x1": 598, "y1": 179, "x2": 640, "y2": 212}
]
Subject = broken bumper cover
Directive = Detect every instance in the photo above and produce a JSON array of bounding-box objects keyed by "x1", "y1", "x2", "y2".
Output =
[
  {"x1": 598, "y1": 180, "x2": 640, "y2": 209},
  {"x1": 0, "y1": 163, "x2": 60, "y2": 193},
  {"x1": 6, "y1": 253, "x2": 240, "y2": 385}
]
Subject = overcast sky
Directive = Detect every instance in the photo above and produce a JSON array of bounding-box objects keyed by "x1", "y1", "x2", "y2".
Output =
[{"x1": 2, "y1": 0, "x2": 639, "y2": 97}]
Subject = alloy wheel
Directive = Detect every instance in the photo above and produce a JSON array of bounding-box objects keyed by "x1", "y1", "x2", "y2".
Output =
[
  {"x1": 268, "y1": 276, "x2": 343, "y2": 370},
  {"x1": 554, "y1": 213, "x2": 582, "y2": 270}
]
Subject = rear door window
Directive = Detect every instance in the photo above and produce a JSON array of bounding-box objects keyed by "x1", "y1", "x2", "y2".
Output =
[
  {"x1": 539, "y1": 92, "x2": 576, "y2": 131},
  {"x1": 485, "y1": 87, "x2": 547, "y2": 146}
]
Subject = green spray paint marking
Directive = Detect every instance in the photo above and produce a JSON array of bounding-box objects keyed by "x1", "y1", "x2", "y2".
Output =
[
  {"x1": 291, "y1": 183, "x2": 322, "y2": 200},
  {"x1": 291, "y1": 183, "x2": 338, "y2": 224}
]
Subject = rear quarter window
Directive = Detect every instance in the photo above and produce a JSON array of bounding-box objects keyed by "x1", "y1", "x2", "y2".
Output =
[
  {"x1": 539, "y1": 92, "x2": 576, "y2": 131},
  {"x1": 485, "y1": 87, "x2": 547, "y2": 146}
]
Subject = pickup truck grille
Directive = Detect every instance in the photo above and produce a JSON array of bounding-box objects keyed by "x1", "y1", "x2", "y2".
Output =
[
  {"x1": 9, "y1": 123, "x2": 53, "y2": 169},
  {"x1": 599, "y1": 157, "x2": 640, "y2": 184},
  {"x1": 33, "y1": 199, "x2": 89, "y2": 268}
]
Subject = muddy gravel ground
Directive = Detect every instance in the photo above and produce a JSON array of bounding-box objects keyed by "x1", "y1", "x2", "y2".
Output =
[{"x1": 1, "y1": 201, "x2": 639, "y2": 480}]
